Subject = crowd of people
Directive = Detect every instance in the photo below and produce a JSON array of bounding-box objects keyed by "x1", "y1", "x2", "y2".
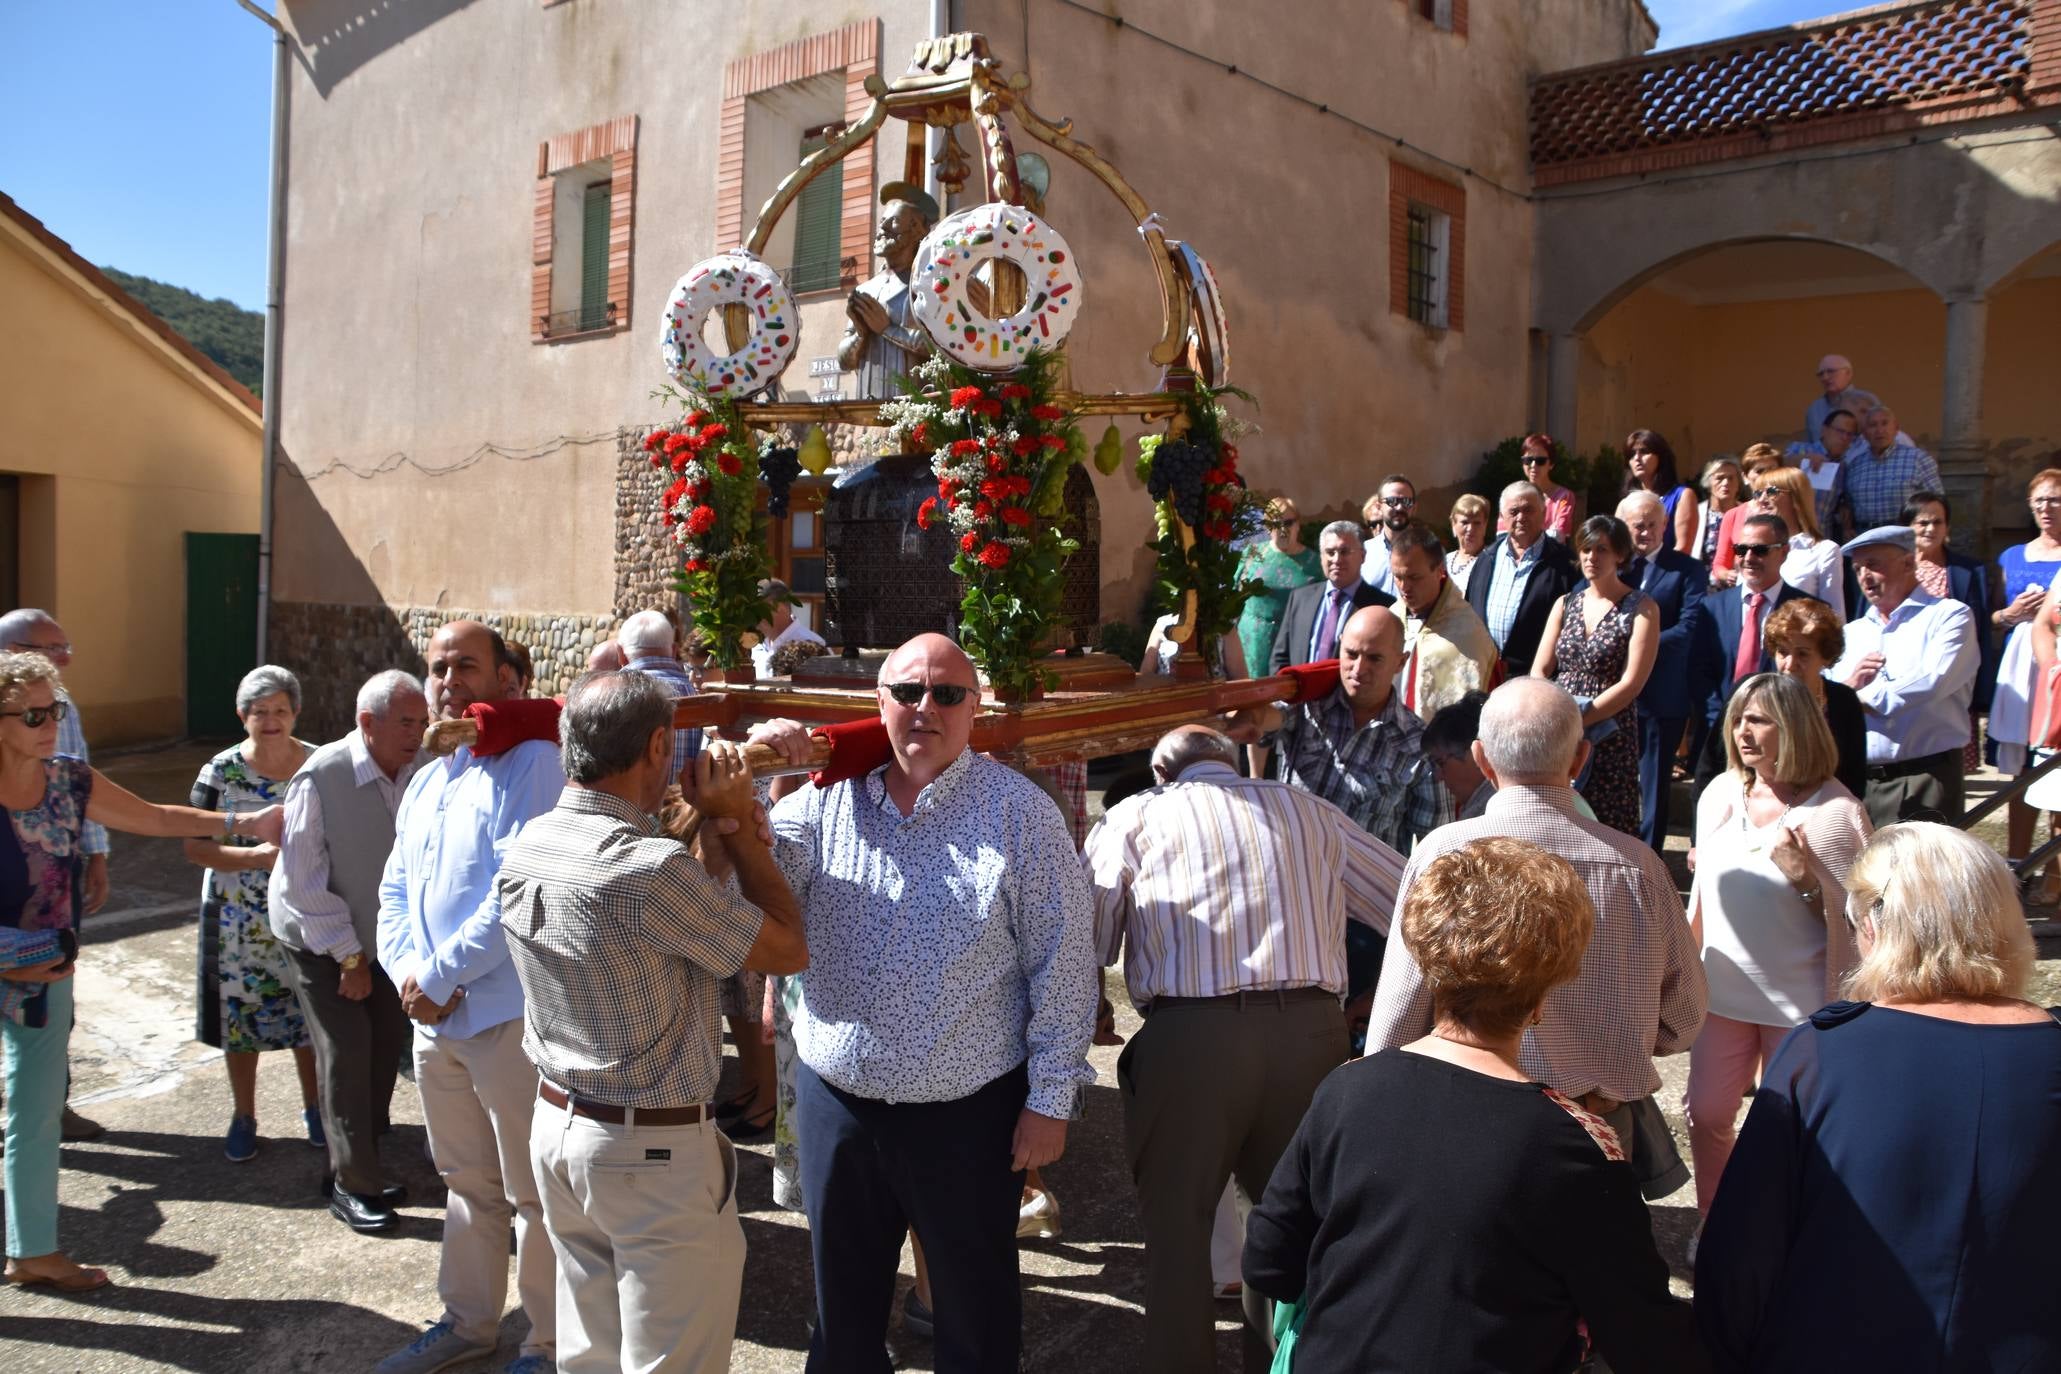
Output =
[{"x1": 2, "y1": 347, "x2": 2058, "y2": 1371}]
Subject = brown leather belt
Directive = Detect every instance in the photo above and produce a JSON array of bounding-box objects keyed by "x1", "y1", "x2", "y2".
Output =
[
  {"x1": 1144, "y1": 986, "x2": 1340, "y2": 1017},
  {"x1": 538, "y1": 1080, "x2": 706, "y2": 1126}
]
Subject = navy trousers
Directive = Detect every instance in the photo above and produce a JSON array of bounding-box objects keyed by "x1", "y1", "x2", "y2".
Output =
[
  {"x1": 1639, "y1": 713, "x2": 1689, "y2": 850},
  {"x1": 796, "y1": 1058, "x2": 1027, "y2": 1373}
]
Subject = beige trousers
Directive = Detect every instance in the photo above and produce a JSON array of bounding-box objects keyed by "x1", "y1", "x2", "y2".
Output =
[
  {"x1": 531, "y1": 1099, "x2": 744, "y2": 1373},
  {"x1": 413, "y1": 1018, "x2": 554, "y2": 1355}
]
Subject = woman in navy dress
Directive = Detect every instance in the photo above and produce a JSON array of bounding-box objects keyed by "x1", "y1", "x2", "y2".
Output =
[{"x1": 1696, "y1": 822, "x2": 2061, "y2": 1371}]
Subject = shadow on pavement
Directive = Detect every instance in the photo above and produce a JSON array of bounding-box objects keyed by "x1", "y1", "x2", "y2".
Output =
[{"x1": 0, "y1": 1288, "x2": 422, "y2": 1373}]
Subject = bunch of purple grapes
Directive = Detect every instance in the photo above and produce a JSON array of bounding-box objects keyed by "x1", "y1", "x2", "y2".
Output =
[
  {"x1": 1148, "y1": 440, "x2": 1211, "y2": 527},
  {"x1": 759, "y1": 446, "x2": 802, "y2": 517}
]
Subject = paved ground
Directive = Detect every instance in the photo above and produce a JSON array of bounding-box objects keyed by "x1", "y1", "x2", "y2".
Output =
[{"x1": 3, "y1": 742, "x2": 2055, "y2": 1371}]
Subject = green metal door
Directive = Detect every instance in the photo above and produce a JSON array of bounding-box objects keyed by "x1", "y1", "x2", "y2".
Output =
[{"x1": 185, "y1": 533, "x2": 259, "y2": 737}]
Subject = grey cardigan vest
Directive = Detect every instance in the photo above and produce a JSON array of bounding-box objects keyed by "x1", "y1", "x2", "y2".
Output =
[{"x1": 280, "y1": 734, "x2": 400, "y2": 955}]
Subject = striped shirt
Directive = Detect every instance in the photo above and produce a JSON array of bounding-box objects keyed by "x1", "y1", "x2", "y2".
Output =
[
  {"x1": 498, "y1": 787, "x2": 763, "y2": 1108},
  {"x1": 1366, "y1": 784, "x2": 1706, "y2": 1103},
  {"x1": 1084, "y1": 761, "x2": 1404, "y2": 1009}
]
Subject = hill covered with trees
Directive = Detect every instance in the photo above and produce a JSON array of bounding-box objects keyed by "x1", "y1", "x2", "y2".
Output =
[{"x1": 99, "y1": 266, "x2": 263, "y2": 397}]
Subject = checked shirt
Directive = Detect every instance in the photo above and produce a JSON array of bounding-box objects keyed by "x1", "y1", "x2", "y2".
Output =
[
  {"x1": 1273, "y1": 685, "x2": 1445, "y2": 853},
  {"x1": 497, "y1": 787, "x2": 762, "y2": 1109}
]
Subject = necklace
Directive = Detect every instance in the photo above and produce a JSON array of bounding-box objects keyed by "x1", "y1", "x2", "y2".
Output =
[{"x1": 1740, "y1": 779, "x2": 1800, "y2": 853}]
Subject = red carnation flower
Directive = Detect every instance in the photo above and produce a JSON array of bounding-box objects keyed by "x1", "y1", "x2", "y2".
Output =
[
  {"x1": 986, "y1": 454, "x2": 1008, "y2": 474},
  {"x1": 1221, "y1": 444, "x2": 1239, "y2": 465},
  {"x1": 978, "y1": 541, "x2": 1011, "y2": 569},
  {"x1": 664, "y1": 434, "x2": 692, "y2": 454},
  {"x1": 978, "y1": 478, "x2": 1005, "y2": 501},
  {"x1": 700, "y1": 422, "x2": 729, "y2": 442},
  {"x1": 1206, "y1": 493, "x2": 1235, "y2": 513},
  {"x1": 685, "y1": 411, "x2": 710, "y2": 428},
  {"x1": 1012, "y1": 436, "x2": 1041, "y2": 458},
  {"x1": 1001, "y1": 506, "x2": 1032, "y2": 527},
  {"x1": 685, "y1": 557, "x2": 708, "y2": 572},
  {"x1": 662, "y1": 509, "x2": 678, "y2": 526},
  {"x1": 917, "y1": 497, "x2": 938, "y2": 530},
  {"x1": 1204, "y1": 520, "x2": 1234, "y2": 541},
  {"x1": 912, "y1": 421, "x2": 929, "y2": 448},
  {"x1": 977, "y1": 398, "x2": 1005, "y2": 419},
  {"x1": 716, "y1": 451, "x2": 742, "y2": 476},
  {"x1": 974, "y1": 499, "x2": 995, "y2": 521},
  {"x1": 961, "y1": 532, "x2": 981, "y2": 553},
  {"x1": 643, "y1": 431, "x2": 667, "y2": 452},
  {"x1": 950, "y1": 386, "x2": 986, "y2": 411},
  {"x1": 686, "y1": 505, "x2": 717, "y2": 535},
  {"x1": 649, "y1": 452, "x2": 664, "y2": 468},
  {"x1": 1031, "y1": 403, "x2": 1065, "y2": 422},
  {"x1": 669, "y1": 453, "x2": 690, "y2": 475},
  {"x1": 951, "y1": 439, "x2": 983, "y2": 458},
  {"x1": 665, "y1": 477, "x2": 688, "y2": 504},
  {"x1": 999, "y1": 383, "x2": 1032, "y2": 402},
  {"x1": 1012, "y1": 476, "x2": 1034, "y2": 496},
  {"x1": 1040, "y1": 434, "x2": 1066, "y2": 450}
]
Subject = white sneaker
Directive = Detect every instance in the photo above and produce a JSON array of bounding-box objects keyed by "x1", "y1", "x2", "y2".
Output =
[{"x1": 1016, "y1": 1185, "x2": 1062, "y2": 1240}]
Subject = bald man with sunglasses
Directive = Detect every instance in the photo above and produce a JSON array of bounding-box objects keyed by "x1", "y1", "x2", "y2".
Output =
[{"x1": 756, "y1": 633, "x2": 1097, "y2": 1373}]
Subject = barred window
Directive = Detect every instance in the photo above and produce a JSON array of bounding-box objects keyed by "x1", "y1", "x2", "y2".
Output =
[{"x1": 1406, "y1": 204, "x2": 1449, "y2": 329}]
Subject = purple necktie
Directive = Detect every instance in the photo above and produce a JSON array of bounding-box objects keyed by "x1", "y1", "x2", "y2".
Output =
[{"x1": 1313, "y1": 588, "x2": 1344, "y2": 660}]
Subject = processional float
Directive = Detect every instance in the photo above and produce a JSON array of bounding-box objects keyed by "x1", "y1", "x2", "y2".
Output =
[{"x1": 428, "y1": 32, "x2": 1340, "y2": 779}]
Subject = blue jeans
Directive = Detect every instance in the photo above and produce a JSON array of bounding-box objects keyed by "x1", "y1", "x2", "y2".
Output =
[{"x1": 5, "y1": 975, "x2": 71, "y2": 1258}]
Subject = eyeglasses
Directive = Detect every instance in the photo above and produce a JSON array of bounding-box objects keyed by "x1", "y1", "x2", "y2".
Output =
[
  {"x1": 0, "y1": 700, "x2": 69, "y2": 729},
  {"x1": 2033, "y1": 498, "x2": 2061, "y2": 510},
  {"x1": 1828, "y1": 425, "x2": 1859, "y2": 437},
  {"x1": 1732, "y1": 542, "x2": 1781, "y2": 558},
  {"x1": 883, "y1": 681, "x2": 973, "y2": 708},
  {"x1": 1751, "y1": 486, "x2": 1785, "y2": 501},
  {"x1": 1520, "y1": 456, "x2": 1551, "y2": 467},
  {"x1": 1381, "y1": 496, "x2": 1416, "y2": 509},
  {"x1": 1263, "y1": 518, "x2": 1297, "y2": 530},
  {"x1": 7, "y1": 641, "x2": 71, "y2": 657}
]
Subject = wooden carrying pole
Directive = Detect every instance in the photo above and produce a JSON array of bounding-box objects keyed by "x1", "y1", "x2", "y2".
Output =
[{"x1": 420, "y1": 667, "x2": 1322, "y2": 778}]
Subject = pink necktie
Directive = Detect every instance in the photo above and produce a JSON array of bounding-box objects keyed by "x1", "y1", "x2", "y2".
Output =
[
  {"x1": 1736, "y1": 590, "x2": 1764, "y2": 684},
  {"x1": 1314, "y1": 589, "x2": 1344, "y2": 660}
]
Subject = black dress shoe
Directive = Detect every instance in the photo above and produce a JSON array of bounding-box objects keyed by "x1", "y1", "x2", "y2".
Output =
[
  {"x1": 329, "y1": 1182, "x2": 399, "y2": 1234},
  {"x1": 320, "y1": 1173, "x2": 409, "y2": 1210}
]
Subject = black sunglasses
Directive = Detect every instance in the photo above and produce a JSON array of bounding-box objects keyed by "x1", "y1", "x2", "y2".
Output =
[
  {"x1": 0, "y1": 700, "x2": 70, "y2": 728},
  {"x1": 884, "y1": 681, "x2": 972, "y2": 707},
  {"x1": 1751, "y1": 486, "x2": 1785, "y2": 500},
  {"x1": 1520, "y1": 456, "x2": 1551, "y2": 467},
  {"x1": 1264, "y1": 518, "x2": 1297, "y2": 529},
  {"x1": 1381, "y1": 495, "x2": 1416, "y2": 508},
  {"x1": 1732, "y1": 542, "x2": 1781, "y2": 558}
]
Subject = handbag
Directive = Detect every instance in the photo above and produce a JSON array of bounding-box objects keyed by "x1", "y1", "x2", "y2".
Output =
[{"x1": 2033, "y1": 660, "x2": 2061, "y2": 750}]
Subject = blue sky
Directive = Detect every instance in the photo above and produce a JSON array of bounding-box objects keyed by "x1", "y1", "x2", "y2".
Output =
[{"x1": 0, "y1": 0, "x2": 1845, "y2": 311}]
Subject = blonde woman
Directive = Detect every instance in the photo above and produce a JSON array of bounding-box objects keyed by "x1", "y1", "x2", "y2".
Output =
[
  {"x1": 1446, "y1": 493, "x2": 1491, "y2": 595},
  {"x1": 1697, "y1": 824, "x2": 2061, "y2": 1372},
  {"x1": 1685, "y1": 672, "x2": 1870, "y2": 1218},
  {"x1": 1753, "y1": 466, "x2": 1844, "y2": 620}
]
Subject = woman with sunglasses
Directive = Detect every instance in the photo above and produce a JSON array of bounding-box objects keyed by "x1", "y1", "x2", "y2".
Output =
[
  {"x1": 1705, "y1": 445, "x2": 1789, "y2": 589},
  {"x1": 1696, "y1": 823, "x2": 2061, "y2": 1373},
  {"x1": 1233, "y1": 498, "x2": 1320, "y2": 693},
  {"x1": 1987, "y1": 470, "x2": 2061, "y2": 900},
  {"x1": 1696, "y1": 456, "x2": 1744, "y2": 568},
  {"x1": 1751, "y1": 466, "x2": 1844, "y2": 622},
  {"x1": 1685, "y1": 672, "x2": 1869, "y2": 1237},
  {"x1": 1621, "y1": 429, "x2": 1699, "y2": 557},
  {"x1": 0, "y1": 652, "x2": 283, "y2": 1292},
  {"x1": 1506, "y1": 434, "x2": 1575, "y2": 542}
]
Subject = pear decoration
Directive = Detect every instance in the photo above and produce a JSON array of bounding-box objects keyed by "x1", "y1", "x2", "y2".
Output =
[
  {"x1": 1093, "y1": 423, "x2": 1123, "y2": 476},
  {"x1": 798, "y1": 425, "x2": 833, "y2": 476}
]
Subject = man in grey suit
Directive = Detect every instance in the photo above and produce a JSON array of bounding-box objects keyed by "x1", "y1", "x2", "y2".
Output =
[
  {"x1": 270, "y1": 669, "x2": 428, "y2": 1233},
  {"x1": 1270, "y1": 522, "x2": 1395, "y2": 674}
]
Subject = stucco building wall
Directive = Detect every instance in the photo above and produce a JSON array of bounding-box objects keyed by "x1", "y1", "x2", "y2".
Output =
[{"x1": 0, "y1": 212, "x2": 261, "y2": 745}]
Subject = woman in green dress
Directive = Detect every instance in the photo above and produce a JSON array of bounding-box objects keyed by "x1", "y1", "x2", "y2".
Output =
[{"x1": 1235, "y1": 497, "x2": 1322, "y2": 674}]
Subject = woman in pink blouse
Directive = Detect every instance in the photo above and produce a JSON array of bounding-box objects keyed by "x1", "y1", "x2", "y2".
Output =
[{"x1": 1501, "y1": 434, "x2": 1576, "y2": 541}]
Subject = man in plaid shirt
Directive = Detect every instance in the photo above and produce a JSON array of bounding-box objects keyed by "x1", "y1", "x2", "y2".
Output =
[
  {"x1": 1836, "y1": 404, "x2": 1940, "y2": 533},
  {"x1": 499, "y1": 670, "x2": 804, "y2": 1372}
]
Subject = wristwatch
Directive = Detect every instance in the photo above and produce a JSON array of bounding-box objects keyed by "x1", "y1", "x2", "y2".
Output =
[{"x1": 340, "y1": 953, "x2": 365, "y2": 972}]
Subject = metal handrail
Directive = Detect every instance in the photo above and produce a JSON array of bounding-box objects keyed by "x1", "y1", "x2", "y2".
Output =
[
  {"x1": 537, "y1": 302, "x2": 618, "y2": 337},
  {"x1": 1958, "y1": 746, "x2": 2061, "y2": 892}
]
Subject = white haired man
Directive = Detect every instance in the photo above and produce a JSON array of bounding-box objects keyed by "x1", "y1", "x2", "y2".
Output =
[
  {"x1": 1368, "y1": 677, "x2": 1706, "y2": 1196},
  {"x1": 270, "y1": 669, "x2": 428, "y2": 1234},
  {"x1": 1835, "y1": 404, "x2": 1940, "y2": 533},
  {"x1": 616, "y1": 609, "x2": 701, "y2": 780},
  {"x1": 1803, "y1": 354, "x2": 1880, "y2": 445},
  {"x1": 1463, "y1": 483, "x2": 1578, "y2": 678},
  {"x1": 1269, "y1": 523, "x2": 1393, "y2": 674},
  {"x1": 752, "y1": 580, "x2": 827, "y2": 679},
  {"x1": 1831, "y1": 525, "x2": 1978, "y2": 825},
  {"x1": 0, "y1": 608, "x2": 109, "y2": 1142}
]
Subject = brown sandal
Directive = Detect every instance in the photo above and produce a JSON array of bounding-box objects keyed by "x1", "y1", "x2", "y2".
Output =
[{"x1": 4, "y1": 1261, "x2": 112, "y2": 1292}]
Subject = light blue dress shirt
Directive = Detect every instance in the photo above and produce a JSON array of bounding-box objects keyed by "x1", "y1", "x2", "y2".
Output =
[
  {"x1": 1829, "y1": 588, "x2": 1977, "y2": 764},
  {"x1": 1360, "y1": 530, "x2": 1398, "y2": 597},
  {"x1": 375, "y1": 738, "x2": 566, "y2": 1040},
  {"x1": 770, "y1": 748, "x2": 1098, "y2": 1118},
  {"x1": 55, "y1": 689, "x2": 107, "y2": 856}
]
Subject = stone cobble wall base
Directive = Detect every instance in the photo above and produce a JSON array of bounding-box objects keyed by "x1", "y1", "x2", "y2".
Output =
[{"x1": 268, "y1": 600, "x2": 617, "y2": 741}]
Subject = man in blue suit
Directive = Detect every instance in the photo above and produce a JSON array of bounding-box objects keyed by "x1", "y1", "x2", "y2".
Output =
[
  {"x1": 1695, "y1": 511, "x2": 1823, "y2": 792},
  {"x1": 1617, "y1": 492, "x2": 1710, "y2": 848}
]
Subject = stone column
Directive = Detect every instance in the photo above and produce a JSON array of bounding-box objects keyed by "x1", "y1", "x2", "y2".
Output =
[
  {"x1": 1545, "y1": 332, "x2": 1581, "y2": 450},
  {"x1": 1938, "y1": 296, "x2": 1990, "y2": 554}
]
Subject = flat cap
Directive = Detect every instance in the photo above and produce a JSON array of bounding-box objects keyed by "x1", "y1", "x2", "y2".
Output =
[{"x1": 1841, "y1": 524, "x2": 1916, "y2": 557}]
